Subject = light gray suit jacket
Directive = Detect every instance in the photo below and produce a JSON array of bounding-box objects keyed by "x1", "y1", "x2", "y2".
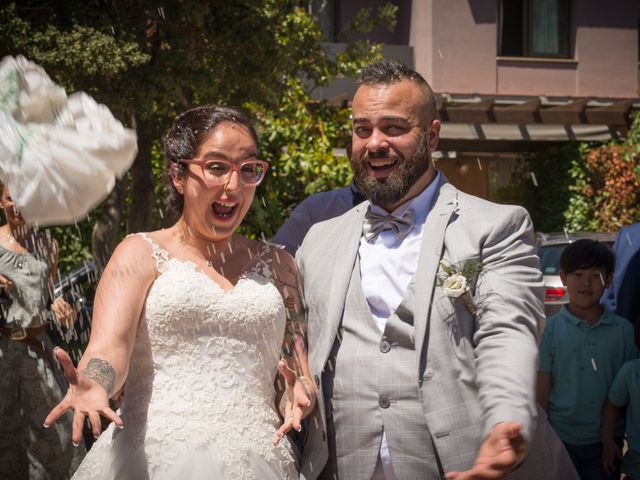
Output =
[{"x1": 296, "y1": 177, "x2": 577, "y2": 479}]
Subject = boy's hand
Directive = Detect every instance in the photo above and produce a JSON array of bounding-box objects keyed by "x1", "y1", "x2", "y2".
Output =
[{"x1": 602, "y1": 439, "x2": 622, "y2": 475}]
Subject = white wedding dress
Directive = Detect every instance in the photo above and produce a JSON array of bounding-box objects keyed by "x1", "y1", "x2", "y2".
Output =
[{"x1": 71, "y1": 234, "x2": 298, "y2": 479}]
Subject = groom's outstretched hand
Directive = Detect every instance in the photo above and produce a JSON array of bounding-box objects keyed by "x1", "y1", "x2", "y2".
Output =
[
  {"x1": 444, "y1": 422, "x2": 526, "y2": 480},
  {"x1": 273, "y1": 359, "x2": 316, "y2": 446}
]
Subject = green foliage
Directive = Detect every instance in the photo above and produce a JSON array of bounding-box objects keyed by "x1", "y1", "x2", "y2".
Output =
[
  {"x1": 0, "y1": 0, "x2": 397, "y2": 267},
  {"x1": 50, "y1": 219, "x2": 95, "y2": 274},
  {"x1": 0, "y1": 4, "x2": 148, "y2": 81},
  {"x1": 241, "y1": 3, "x2": 396, "y2": 238},
  {"x1": 564, "y1": 113, "x2": 640, "y2": 232},
  {"x1": 497, "y1": 144, "x2": 580, "y2": 233},
  {"x1": 244, "y1": 78, "x2": 355, "y2": 238},
  {"x1": 499, "y1": 114, "x2": 640, "y2": 235}
]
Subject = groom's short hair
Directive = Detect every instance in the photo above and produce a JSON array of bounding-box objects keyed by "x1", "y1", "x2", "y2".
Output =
[
  {"x1": 357, "y1": 59, "x2": 426, "y2": 86},
  {"x1": 356, "y1": 59, "x2": 438, "y2": 122}
]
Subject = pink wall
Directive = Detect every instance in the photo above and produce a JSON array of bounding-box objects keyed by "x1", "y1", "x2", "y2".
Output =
[
  {"x1": 574, "y1": 0, "x2": 638, "y2": 97},
  {"x1": 497, "y1": 59, "x2": 577, "y2": 96},
  {"x1": 412, "y1": 0, "x2": 498, "y2": 94},
  {"x1": 407, "y1": 0, "x2": 638, "y2": 98}
]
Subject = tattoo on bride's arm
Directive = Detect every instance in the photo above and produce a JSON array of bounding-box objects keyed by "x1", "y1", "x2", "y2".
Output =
[
  {"x1": 81, "y1": 358, "x2": 116, "y2": 396},
  {"x1": 282, "y1": 307, "x2": 308, "y2": 363}
]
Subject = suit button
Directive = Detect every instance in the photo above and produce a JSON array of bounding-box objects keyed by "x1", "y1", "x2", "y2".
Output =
[
  {"x1": 314, "y1": 375, "x2": 320, "y2": 387},
  {"x1": 380, "y1": 339, "x2": 391, "y2": 353},
  {"x1": 379, "y1": 395, "x2": 391, "y2": 409},
  {"x1": 321, "y1": 430, "x2": 326, "y2": 442}
]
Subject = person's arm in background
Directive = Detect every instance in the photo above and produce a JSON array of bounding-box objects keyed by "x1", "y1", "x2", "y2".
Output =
[
  {"x1": 46, "y1": 237, "x2": 76, "y2": 328},
  {"x1": 537, "y1": 319, "x2": 554, "y2": 414},
  {"x1": 602, "y1": 362, "x2": 629, "y2": 476},
  {"x1": 536, "y1": 373, "x2": 551, "y2": 414},
  {"x1": 602, "y1": 400, "x2": 622, "y2": 475}
]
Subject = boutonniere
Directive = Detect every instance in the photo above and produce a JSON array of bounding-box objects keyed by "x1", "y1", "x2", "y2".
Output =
[{"x1": 438, "y1": 259, "x2": 484, "y2": 316}]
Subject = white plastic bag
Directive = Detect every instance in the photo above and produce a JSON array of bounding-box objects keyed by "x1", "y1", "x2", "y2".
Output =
[{"x1": 0, "y1": 55, "x2": 137, "y2": 225}]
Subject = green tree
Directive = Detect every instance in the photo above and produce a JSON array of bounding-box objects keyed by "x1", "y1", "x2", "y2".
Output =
[
  {"x1": 564, "y1": 113, "x2": 640, "y2": 232},
  {"x1": 0, "y1": 1, "x2": 396, "y2": 272},
  {"x1": 496, "y1": 143, "x2": 581, "y2": 233},
  {"x1": 498, "y1": 114, "x2": 640, "y2": 234}
]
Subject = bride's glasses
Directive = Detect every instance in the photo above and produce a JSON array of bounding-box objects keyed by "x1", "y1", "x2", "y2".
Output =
[{"x1": 180, "y1": 158, "x2": 269, "y2": 186}]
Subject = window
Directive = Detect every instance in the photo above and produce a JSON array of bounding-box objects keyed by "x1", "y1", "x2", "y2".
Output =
[
  {"x1": 310, "y1": 0, "x2": 337, "y2": 41},
  {"x1": 500, "y1": 0, "x2": 571, "y2": 58}
]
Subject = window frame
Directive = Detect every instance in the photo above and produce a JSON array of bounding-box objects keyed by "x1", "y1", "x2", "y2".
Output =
[{"x1": 499, "y1": 0, "x2": 572, "y2": 59}]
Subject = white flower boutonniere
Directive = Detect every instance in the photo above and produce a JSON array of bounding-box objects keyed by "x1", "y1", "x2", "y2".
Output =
[
  {"x1": 438, "y1": 259, "x2": 484, "y2": 316},
  {"x1": 442, "y1": 274, "x2": 468, "y2": 298}
]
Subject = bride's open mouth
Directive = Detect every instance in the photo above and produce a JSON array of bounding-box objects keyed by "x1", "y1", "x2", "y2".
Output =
[{"x1": 212, "y1": 201, "x2": 238, "y2": 220}]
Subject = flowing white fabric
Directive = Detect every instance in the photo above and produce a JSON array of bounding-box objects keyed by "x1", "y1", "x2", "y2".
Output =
[
  {"x1": 71, "y1": 236, "x2": 298, "y2": 479},
  {"x1": 0, "y1": 55, "x2": 137, "y2": 225}
]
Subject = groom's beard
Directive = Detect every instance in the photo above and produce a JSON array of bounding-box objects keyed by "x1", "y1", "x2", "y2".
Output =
[{"x1": 352, "y1": 131, "x2": 431, "y2": 208}]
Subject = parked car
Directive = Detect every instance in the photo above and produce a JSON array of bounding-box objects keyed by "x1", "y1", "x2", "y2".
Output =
[
  {"x1": 49, "y1": 260, "x2": 98, "y2": 365},
  {"x1": 535, "y1": 232, "x2": 616, "y2": 318}
]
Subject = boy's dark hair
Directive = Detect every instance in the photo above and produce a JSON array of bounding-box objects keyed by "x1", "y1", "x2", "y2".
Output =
[{"x1": 560, "y1": 239, "x2": 615, "y2": 275}]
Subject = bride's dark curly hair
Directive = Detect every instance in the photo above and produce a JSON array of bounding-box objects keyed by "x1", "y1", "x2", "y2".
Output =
[{"x1": 162, "y1": 105, "x2": 259, "y2": 220}]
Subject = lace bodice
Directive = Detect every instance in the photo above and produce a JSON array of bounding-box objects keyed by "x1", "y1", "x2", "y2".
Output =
[{"x1": 72, "y1": 234, "x2": 297, "y2": 480}]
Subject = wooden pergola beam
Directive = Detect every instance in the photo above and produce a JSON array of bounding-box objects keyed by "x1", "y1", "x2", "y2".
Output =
[
  {"x1": 493, "y1": 99, "x2": 541, "y2": 124},
  {"x1": 539, "y1": 99, "x2": 589, "y2": 124},
  {"x1": 584, "y1": 100, "x2": 633, "y2": 126},
  {"x1": 444, "y1": 99, "x2": 495, "y2": 123}
]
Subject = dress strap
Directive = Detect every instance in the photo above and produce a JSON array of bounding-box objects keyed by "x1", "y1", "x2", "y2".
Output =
[{"x1": 133, "y1": 232, "x2": 170, "y2": 271}]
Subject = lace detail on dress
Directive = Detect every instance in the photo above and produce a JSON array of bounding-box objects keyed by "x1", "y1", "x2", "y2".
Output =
[
  {"x1": 135, "y1": 232, "x2": 170, "y2": 273},
  {"x1": 71, "y1": 239, "x2": 297, "y2": 480}
]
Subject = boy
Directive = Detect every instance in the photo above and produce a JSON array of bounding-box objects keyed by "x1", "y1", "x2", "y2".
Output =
[
  {"x1": 602, "y1": 319, "x2": 640, "y2": 480},
  {"x1": 537, "y1": 239, "x2": 638, "y2": 479}
]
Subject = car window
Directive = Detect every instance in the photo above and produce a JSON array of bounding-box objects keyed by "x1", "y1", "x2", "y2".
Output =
[{"x1": 538, "y1": 245, "x2": 566, "y2": 275}]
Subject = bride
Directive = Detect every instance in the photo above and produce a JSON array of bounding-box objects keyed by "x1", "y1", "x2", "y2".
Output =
[{"x1": 45, "y1": 105, "x2": 316, "y2": 479}]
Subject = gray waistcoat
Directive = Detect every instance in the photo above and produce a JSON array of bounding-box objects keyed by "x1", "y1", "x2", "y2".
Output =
[{"x1": 320, "y1": 256, "x2": 441, "y2": 480}]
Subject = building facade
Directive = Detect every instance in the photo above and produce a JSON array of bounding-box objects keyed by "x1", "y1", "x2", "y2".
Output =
[{"x1": 313, "y1": 0, "x2": 639, "y2": 200}]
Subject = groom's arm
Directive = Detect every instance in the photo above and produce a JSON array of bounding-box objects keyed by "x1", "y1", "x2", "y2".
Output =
[
  {"x1": 446, "y1": 205, "x2": 542, "y2": 479},
  {"x1": 472, "y1": 205, "x2": 543, "y2": 443}
]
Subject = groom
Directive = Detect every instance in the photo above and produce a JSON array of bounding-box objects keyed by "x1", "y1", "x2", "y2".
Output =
[{"x1": 296, "y1": 60, "x2": 577, "y2": 479}]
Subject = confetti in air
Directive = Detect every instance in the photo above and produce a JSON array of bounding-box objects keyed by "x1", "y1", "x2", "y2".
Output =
[
  {"x1": 530, "y1": 172, "x2": 538, "y2": 187},
  {"x1": 476, "y1": 158, "x2": 482, "y2": 170}
]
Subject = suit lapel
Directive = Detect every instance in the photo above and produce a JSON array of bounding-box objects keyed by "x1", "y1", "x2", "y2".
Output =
[
  {"x1": 413, "y1": 180, "x2": 459, "y2": 376},
  {"x1": 315, "y1": 202, "x2": 368, "y2": 372}
]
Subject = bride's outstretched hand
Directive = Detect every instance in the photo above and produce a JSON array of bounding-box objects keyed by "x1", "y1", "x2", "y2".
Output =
[
  {"x1": 44, "y1": 347, "x2": 123, "y2": 446},
  {"x1": 273, "y1": 359, "x2": 317, "y2": 445}
]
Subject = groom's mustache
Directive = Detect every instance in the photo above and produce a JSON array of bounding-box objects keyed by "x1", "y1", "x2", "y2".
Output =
[{"x1": 359, "y1": 150, "x2": 405, "y2": 162}]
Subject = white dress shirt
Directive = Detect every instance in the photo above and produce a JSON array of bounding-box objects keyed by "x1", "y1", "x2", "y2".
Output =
[{"x1": 359, "y1": 172, "x2": 440, "y2": 480}]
